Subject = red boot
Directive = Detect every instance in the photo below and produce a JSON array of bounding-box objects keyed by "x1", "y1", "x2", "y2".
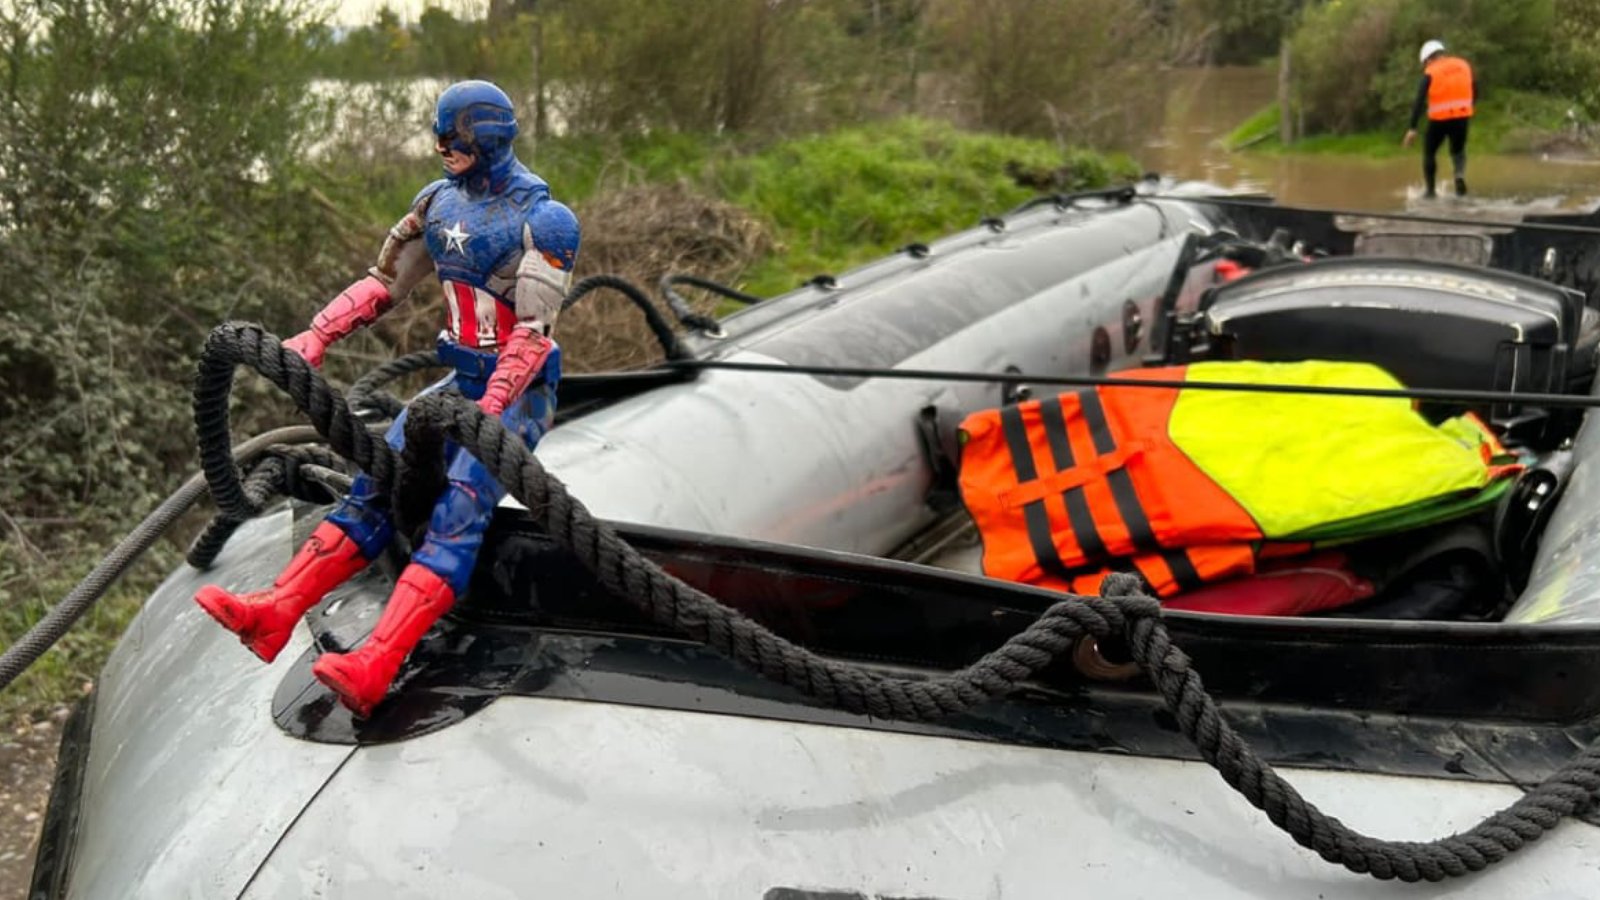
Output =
[
  {"x1": 311, "y1": 564, "x2": 456, "y2": 717},
  {"x1": 194, "y1": 521, "x2": 369, "y2": 663}
]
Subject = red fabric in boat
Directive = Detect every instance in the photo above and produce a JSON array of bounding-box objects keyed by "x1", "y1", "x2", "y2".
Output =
[{"x1": 1160, "y1": 551, "x2": 1375, "y2": 616}]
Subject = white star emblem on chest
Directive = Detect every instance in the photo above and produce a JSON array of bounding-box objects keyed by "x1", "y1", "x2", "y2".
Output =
[{"x1": 442, "y1": 221, "x2": 471, "y2": 255}]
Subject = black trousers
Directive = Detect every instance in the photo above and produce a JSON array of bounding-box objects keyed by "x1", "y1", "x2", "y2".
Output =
[{"x1": 1422, "y1": 118, "x2": 1470, "y2": 193}]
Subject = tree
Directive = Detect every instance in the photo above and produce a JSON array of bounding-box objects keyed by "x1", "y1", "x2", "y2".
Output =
[
  {"x1": 0, "y1": 0, "x2": 346, "y2": 528},
  {"x1": 1174, "y1": 0, "x2": 1306, "y2": 65},
  {"x1": 928, "y1": 0, "x2": 1167, "y2": 146}
]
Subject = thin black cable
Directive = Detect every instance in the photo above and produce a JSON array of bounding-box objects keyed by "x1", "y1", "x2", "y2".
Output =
[
  {"x1": 658, "y1": 273, "x2": 764, "y2": 335},
  {"x1": 1001, "y1": 185, "x2": 1138, "y2": 219},
  {"x1": 560, "y1": 274, "x2": 688, "y2": 360},
  {"x1": 194, "y1": 324, "x2": 394, "y2": 522},
  {"x1": 668, "y1": 358, "x2": 1600, "y2": 410}
]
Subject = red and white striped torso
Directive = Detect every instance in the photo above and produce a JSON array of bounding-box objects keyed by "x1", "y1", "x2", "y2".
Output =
[
  {"x1": 441, "y1": 279, "x2": 518, "y2": 348},
  {"x1": 422, "y1": 175, "x2": 544, "y2": 350}
]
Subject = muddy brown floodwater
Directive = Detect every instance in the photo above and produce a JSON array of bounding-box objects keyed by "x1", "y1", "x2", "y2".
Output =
[{"x1": 1144, "y1": 66, "x2": 1600, "y2": 212}]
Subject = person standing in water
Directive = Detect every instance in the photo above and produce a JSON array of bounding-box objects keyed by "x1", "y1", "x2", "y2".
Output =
[{"x1": 1402, "y1": 39, "x2": 1476, "y2": 198}]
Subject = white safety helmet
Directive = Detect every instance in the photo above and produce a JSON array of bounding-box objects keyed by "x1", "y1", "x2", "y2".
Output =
[{"x1": 1419, "y1": 39, "x2": 1445, "y2": 64}]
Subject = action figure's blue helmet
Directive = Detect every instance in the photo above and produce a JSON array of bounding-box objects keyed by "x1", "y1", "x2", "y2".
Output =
[{"x1": 433, "y1": 80, "x2": 519, "y2": 186}]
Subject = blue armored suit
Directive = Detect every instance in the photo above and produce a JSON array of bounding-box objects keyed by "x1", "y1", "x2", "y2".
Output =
[
  {"x1": 194, "y1": 80, "x2": 582, "y2": 717},
  {"x1": 330, "y1": 136, "x2": 580, "y2": 595}
]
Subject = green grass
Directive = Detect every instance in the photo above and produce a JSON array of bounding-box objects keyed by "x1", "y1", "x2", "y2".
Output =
[
  {"x1": 533, "y1": 131, "x2": 734, "y2": 202},
  {"x1": 1223, "y1": 102, "x2": 1282, "y2": 151},
  {"x1": 715, "y1": 118, "x2": 1139, "y2": 296}
]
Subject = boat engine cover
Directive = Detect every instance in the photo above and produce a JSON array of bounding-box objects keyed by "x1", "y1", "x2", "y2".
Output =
[{"x1": 1201, "y1": 257, "x2": 1597, "y2": 418}]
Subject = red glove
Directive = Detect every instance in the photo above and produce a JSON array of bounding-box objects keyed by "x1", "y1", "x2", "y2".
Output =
[
  {"x1": 480, "y1": 324, "x2": 554, "y2": 417},
  {"x1": 283, "y1": 275, "x2": 394, "y2": 368},
  {"x1": 282, "y1": 329, "x2": 328, "y2": 368}
]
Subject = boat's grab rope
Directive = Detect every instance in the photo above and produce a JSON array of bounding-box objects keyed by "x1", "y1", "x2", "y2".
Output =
[
  {"x1": 193, "y1": 321, "x2": 1600, "y2": 883},
  {"x1": 658, "y1": 273, "x2": 764, "y2": 335},
  {"x1": 562, "y1": 273, "x2": 689, "y2": 360}
]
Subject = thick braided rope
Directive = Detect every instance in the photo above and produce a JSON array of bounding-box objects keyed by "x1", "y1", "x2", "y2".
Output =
[
  {"x1": 195, "y1": 322, "x2": 1600, "y2": 882},
  {"x1": 186, "y1": 443, "x2": 359, "y2": 569},
  {"x1": 184, "y1": 456, "x2": 287, "y2": 569},
  {"x1": 398, "y1": 394, "x2": 1145, "y2": 718},
  {"x1": 1125, "y1": 608, "x2": 1600, "y2": 881},
  {"x1": 347, "y1": 349, "x2": 444, "y2": 422},
  {"x1": 195, "y1": 323, "x2": 394, "y2": 521},
  {"x1": 402, "y1": 390, "x2": 1600, "y2": 883}
]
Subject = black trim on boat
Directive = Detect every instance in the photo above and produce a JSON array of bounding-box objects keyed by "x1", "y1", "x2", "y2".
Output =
[
  {"x1": 552, "y1": 368, "x2": 699, "y2": 423},
  {"x1": 265, "y1": 512, "x2": 1600, "y2": 820},
  {"x1": 1001, "y1": 184, "x2": 1138, "y2": 219},
  {"x1": 28, "y1": 694, "x2": 93, "y2": 900},
  {"x1": 1170, "y1": 193, "x2": 1600, "y2": 238},
  {"x1": 1176, "y1": 195, "x2": 1600, "y2": 308}
]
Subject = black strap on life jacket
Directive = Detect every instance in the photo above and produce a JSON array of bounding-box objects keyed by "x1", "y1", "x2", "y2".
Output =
[
  {"x1": 997, "y1": 388, "x2": 1209, "y2": 593},
  {"x1": 999, "y1": 401, "x2": 1085, "y2": 582}
]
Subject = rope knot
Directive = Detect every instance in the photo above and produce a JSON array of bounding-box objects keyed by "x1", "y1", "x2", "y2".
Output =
[{"x1": 1099, "y1": 571, "x2": 1163, "y2": 621}]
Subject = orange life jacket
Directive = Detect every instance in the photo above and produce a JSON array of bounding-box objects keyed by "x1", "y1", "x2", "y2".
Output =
[
  {"x1": 957, "y1": 362, "x2": 1514, "y2": 599},
  {"x1": 958, "y1": 371, "x2": 1282, "y2": 597},
  {"x1": 1426, "y1": 56, "x2": 1474, "y2": 121}
]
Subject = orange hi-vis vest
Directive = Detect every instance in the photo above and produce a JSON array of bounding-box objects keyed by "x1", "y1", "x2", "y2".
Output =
[
  {"x1": 958, "y1": 361, "x2": 1515, "y2": 599},
  {"x1": 1426, "y1": 56, "x2": 1474, "y2": 120},
  {"x1": 959, "y1": 371, "x2": 1270, "y2": 597}
]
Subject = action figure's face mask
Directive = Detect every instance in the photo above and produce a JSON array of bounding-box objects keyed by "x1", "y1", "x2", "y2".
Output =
[
  {"x1": 435, "y1": 130, "x2": 477, "y2": 176},
  {"x1": 431, "y1": 81, "x2": 519, "y2": 188}
]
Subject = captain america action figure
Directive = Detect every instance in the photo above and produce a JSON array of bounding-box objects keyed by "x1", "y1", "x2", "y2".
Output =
[{"x1": 194, "y1": 80, "x2": 579, "y2": 717}]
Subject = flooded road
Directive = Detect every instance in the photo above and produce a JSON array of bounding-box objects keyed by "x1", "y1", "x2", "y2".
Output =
[{"x1": 1141, "y1": 66, "x2": 1600, "y2": 212}]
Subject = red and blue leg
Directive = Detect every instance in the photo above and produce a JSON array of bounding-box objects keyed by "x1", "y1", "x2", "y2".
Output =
[
  {"x1": 313, "y1": 382, "x2": 555, "y2": 715},
  {"x1": 191, "y1": 397, "x2": 424, "y2": 662}
]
